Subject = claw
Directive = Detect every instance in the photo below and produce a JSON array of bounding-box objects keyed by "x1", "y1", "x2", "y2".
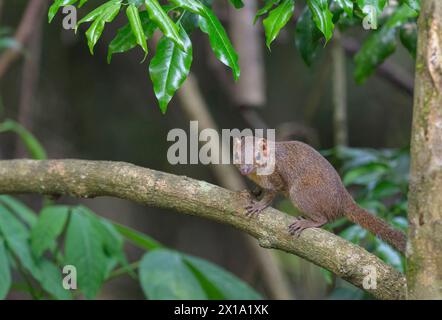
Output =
[
  {"x1": 288, "y1": 217, "x2": 306, "y2": 237},
  {"x1": 244, "y1": 201, "x2": 265, "y2": 217}
]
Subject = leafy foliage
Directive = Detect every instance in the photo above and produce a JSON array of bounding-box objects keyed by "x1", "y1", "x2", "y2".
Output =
[
  {"x1": 295, "y1": 7, "x2": 323, "y2": 66},
  {"x1": 307, "y1": 0, "x2": 334, "y2": 42},
  {"x1": 126, "y1": 3, "x2": 149, "y2": 60},
  {"x1": 263, "y1": 0, "x2": 295, "y2": 48},
  {"x1": 149, "y1": 24, "x2": 193, "y2": 113},
  {"x1": 0, "y1": 198, "x2": 262, "y2": 300},
  {"x1": 139, "y1": 249, "x2": 260, "y2": 299},
  {"x1": 48, "y1": 0, "x2": 420, "y2": 112},
  {"x1": 30, "y1": 206, "x2": 70, "y2": 258},
  {"x1": 139, "y1": 249, "x2": 207, "y2": 299},
  {"x1": 107, "y1": 11, "x2": 156, "y2": 63},
  {"x1": 354, "y1": 3, "x2": 418, "y2": 83}
]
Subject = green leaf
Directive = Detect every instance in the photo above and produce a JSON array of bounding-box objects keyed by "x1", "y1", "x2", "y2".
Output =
[
  {"x1": 75, "y1": 207, "x2": 122, "y2": 275},
  {"x1": 229, "y1": 0, "x2": 244, "y2": 9},
  {"x1": 128, "y1": 0, "x2": 144, "y2": 6},
  {"x1": 96, "y1": 218, "x2": 133, "y2": 278},
  {"x1": 107, "y1": 11, "x2": 156, "y2": 63},
  {"x1": 400, "y1": 22, "x2": 417, "y2": 59},
  {"x1": 0, "y1": 203, "x2": 67, "y2": 299},
  {"x1": 0, "y1": 119, "x2": 47, "y2": 159},
  {"x1": 356, "y1": 0, "x2": 387, "y2": 16},
  {"x1": 149, "y1": 26, "x2": 193, "y2": 113},
  {"x1": 48, "y1": 0, "x2": 78, "y2": 23},
  {"x1": 0, "y1": 238, "x2": 11, "y2": 300},
  {"x1": 0, "y1": 205, "x2": 30, "y2": 251},
  {"x1": 144, "y1": 0, "x2": 185, "y2": 51},
  {"x1": 76, "y1": 0, "x2": 120, "y2": 29},
  {"x1": 170, "y1": 0, "x2": 240, "y2": 80},
  {"x1": 254, "y1": 0, "x2": 280, "y2": 23},
  {"x1": 180, "y1": 10, "x2": 200, "y2": 33},
  {"x1": 392, "y1": 216, "x2": 408, "y2": 231},
  {"x1": 64, "y1": 207, "x2": 108, "y2": 299},
  {"x1": 319, "y1": 268, "x2": 333, "y2": 285},
  {"x1": 340, "y1": 224, "x2": 367, "y2": 243},
  {"x1": 343, "y1": 162, "x2": 389, "y2": 186},
  {"x1": 295, "y1": 6, "x2": 323, "y2": 66},
  {"x1": 30, "y1": 206, "x2": 69, "y2": 258},
  {"x1": 184, "y1": 255, "x2": 262, "y2": 299},
  {"x1": 375, "y1": 239, "x2": 402, "y2": 270},
  {"x1": 82, "y1": 211, "x2": 132, "y2": 278},
  {"x1": 263, "y1": 0, "x2": 295, "y2": 49},
  {"x1": 183, "y1": 259, "x2": 224, "y2": 299},
  {"x1": 307, "y1": 0, "x2": 334, "y2": 42},
  {"x1": 371, "y1": 181, "x2": 401, "y2": 199},
  {"x1": 404, "y1": 0, "x2": 420, "y2": 12},
  {"x1": 37, "y1": 259, "x2": 72, "y2": 300},
  {"x1": 84, "y1": 1, "x2": 122, "y2": 54},
  {"x1": 198, "y1": 15, "x2": 240, "y2": 80},
  {"x1": 359, "y1": 199, "x2": 387, "y2": 214},
  {"x1": 113, "y1": 222, "x2": 163, "y2": 250},
  {"x1": 354, "y1": 4, "x2": 418, "y2": 83},
  {"x1": 0, "y1": 204, "x2": 41, "y2": 280},
  {"x1": 335, "y1": 0, "x2": 353, "y2": 17},
  {"x1": 0, "y1": 37, "x2": 22, "y2": 52},
  {"x1": 92, "y1": 217, "x2": 123, "y2": 257},
  {"x1": 382, "y1": 3, "x2": 418, "y2": 28},
  {"x1": 126, "y1": 4, "x2": 149, "y2": 60},
  {"x1": 139, "y1": 249, "x2": 207, "y2": 299},
  {"x1": 0, "y1": 195, "x2": 37, "y2": 227}
]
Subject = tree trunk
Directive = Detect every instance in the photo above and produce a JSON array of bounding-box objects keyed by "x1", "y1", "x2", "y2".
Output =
[
  {"x1": 331, "y1": 31, "x2": 348, "y2": 147},
  {"x1": 229, "y1": 0, "x2": 266, "y2": 108},
  {"x1": 407, "y1": 0, "x2": 442, "y2": 299}
]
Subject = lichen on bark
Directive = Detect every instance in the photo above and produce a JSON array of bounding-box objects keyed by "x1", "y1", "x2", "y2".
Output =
[{"x1": 407, "y1": 0, "x2": 442, "y2": 299}]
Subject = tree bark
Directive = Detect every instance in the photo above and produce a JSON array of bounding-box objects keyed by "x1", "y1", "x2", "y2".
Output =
[
  {"x1": 0, "y1": 159, "x2": 406, "y2": 299},
  {"x1": 332, "y1": 31, "x2": 348, "y2": 147},
  {"x1": 229, "y1": 0, "x2": 266, "y2": 108},
  {"x1": 407, "y1": 0, "x2": 442, "y2": 299},
  {"x1": 15, "y1": 1, "x2": 47, "y2": 157}
]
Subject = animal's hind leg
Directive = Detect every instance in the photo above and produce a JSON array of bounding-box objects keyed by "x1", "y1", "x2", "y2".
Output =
[
  {"x1": 287, "y1": 186, "x2": 331, "y2": 236},
  {"x1": 288, "y1": 215, "x2": 327, "y2": 237}
]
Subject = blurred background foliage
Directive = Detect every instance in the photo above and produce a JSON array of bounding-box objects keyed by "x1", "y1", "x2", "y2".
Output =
[{"x1": 0, "y1": 0, "x2": 416, "y2": 299}]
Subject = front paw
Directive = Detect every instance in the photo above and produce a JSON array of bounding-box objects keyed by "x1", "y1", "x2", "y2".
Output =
[{"x1": 244, "y1": 201, "x2": 267, "y2": 217}]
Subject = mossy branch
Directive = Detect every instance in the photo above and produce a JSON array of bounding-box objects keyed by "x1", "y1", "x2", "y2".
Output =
[{"x1": 0, "y1": 159, "x2": 406, "y2": 299}]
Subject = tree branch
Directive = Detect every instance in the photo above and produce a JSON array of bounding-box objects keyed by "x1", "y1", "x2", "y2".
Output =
[
  {"x1": 0, "y1": 159, "x2": 406, "y2": 300},
  {"x1": 0, "y1": 0, "x2": 47, "y2": 79}
]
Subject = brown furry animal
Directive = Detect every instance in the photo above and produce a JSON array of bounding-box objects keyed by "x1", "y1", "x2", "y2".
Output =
[{"x1": 233, "y1": 137, "x2": 406, "y2": 254}]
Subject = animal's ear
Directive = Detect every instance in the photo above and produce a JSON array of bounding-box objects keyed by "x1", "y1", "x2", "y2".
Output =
[{"x1": 257, "y1": 138, "x2": 268, "y2": 157}]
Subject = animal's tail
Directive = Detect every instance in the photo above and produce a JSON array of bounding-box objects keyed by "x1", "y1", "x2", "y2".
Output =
[{"x1": 346, "y1": 202, "x2": 406, "y2": 254}]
